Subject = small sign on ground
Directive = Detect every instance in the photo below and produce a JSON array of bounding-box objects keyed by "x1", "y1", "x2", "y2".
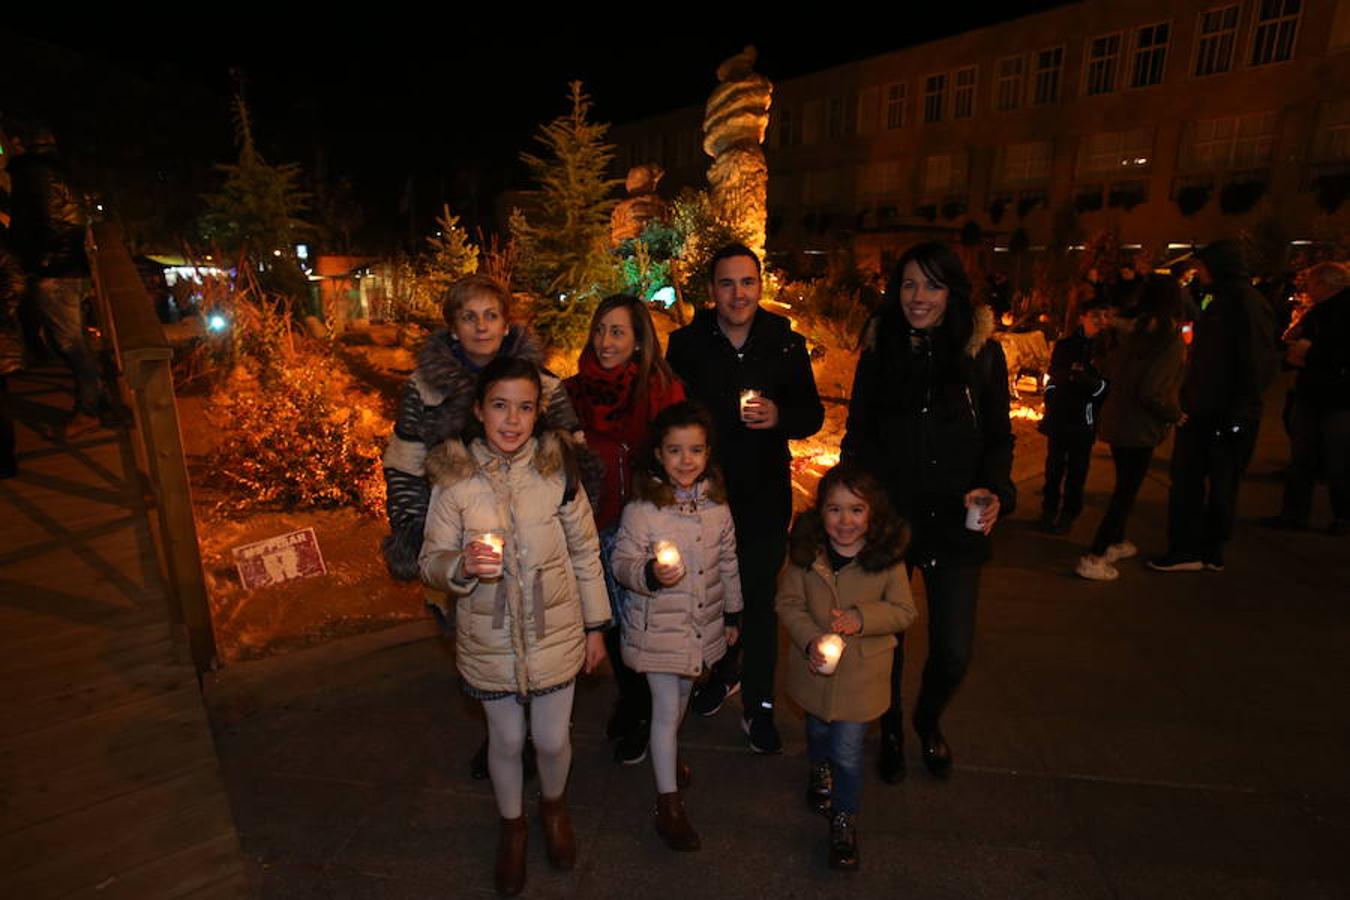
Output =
[{"x1": 233, "y1": 528, "x2": 327, "y2": 590}]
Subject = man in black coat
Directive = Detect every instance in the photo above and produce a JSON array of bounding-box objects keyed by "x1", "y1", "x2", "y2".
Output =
[
  {"x1": 1263, "y1": 262, "x2": 1350, "y2": 534},
  {"x1": 666, "y1": 243, "x2": 824, "y2": 754},
  {"x1": 1149, "y1": 240, "x2": 1278, "y2": 572},
  {"x1": 1039, "y1": 296, "x2": 1109, "y2": 533}
]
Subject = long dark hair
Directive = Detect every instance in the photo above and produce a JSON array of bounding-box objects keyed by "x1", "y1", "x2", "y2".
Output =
[
  {"x1": 1133, "y1": 274, "x2": 1184, "y2": 336},
  {"x1": 576, "y1": 294, "x2": 678, "y2": 413},
  {"x1": 788, "y1": 462, "x2": 909, "y2": 572},
  {"x1": 886, "y1": 241, "x2": 975, "y2": 352}
]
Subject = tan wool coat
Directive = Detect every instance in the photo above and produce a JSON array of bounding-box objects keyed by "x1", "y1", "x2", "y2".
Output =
[
  {"x1": 611, "y1": 477, "x2": 743, "y2": 677},
  {"x1": 419, "y1": 432, "x2": 610, "y2": 697},
  {"x1": 776, "y1": 550, "x2": 917, "y2": 723}
]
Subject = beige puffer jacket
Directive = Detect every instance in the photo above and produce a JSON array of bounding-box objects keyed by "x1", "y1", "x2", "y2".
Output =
[
  {"x1": 419, "y1": 432, "x2": 610, "y2": 696},
  {"x1": 776, "y1": 518, "x2": 917, "y2": 723},
  {"x1": 611, "y1": 477, "x2": 743, "y2": 677}
]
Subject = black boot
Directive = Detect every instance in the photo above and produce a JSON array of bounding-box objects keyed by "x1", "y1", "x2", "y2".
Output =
[
  {"x1": 828, "y1": 812, "x2": 859, "y2": 870},
  {"x1": 916, "y1": 722, "x2": 953, "y2": 778},
  {"x1": 877, "y1": 726, "x2": 905, "y2": 784}
]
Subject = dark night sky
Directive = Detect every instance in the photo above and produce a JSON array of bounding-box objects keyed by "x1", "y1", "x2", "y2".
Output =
[{"x1": 6, "y1": 4, "x2": 1072, "y2": 247}]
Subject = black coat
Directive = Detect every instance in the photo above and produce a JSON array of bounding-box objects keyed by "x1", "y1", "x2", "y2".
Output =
[
  {"x1": 666, "y1": 307, "x2": 824, "y2": 533},
  {"x1": 1041, "y1": 328, "x2": 1107, "y2": 437},
  {"x1": 842, "y1": 304, "x2": 1015, "y2": 569},
  {"x1": 1297, "y1": 288, "x2": 1350, "y2": 411},
  {"x1": 8, "y1": 151, "x2": 88, "y2": 278},
  {"x1": 1184, "y1": 242, "x2": 1279, "y2": 427}
]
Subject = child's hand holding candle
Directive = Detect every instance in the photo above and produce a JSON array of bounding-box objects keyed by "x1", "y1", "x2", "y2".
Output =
[
  {"x1": 811, "y1": 633, "x2": 845, "y2": 675},
  {"x1": 463, "y1": 530, "x2": 505, "y2": 579},
  {"x1": 652, "y1": 540, "x2": 685, "y2": 586}
]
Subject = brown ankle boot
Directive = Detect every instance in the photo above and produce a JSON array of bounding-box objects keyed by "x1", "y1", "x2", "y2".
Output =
[
  {"x1": 495, "y1": 815, "x2": 527, "y2": 896},
  {"x1": 538, "y1": 793, "x2": 577, "y2": 870},
  {"x1": 655, "y1": 791, "x2": 701, "y2": 851}
]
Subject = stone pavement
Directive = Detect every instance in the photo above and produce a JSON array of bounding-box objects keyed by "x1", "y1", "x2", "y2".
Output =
[{"x1": 205, "y1": 388, "x2": 1350, "y2": 899}]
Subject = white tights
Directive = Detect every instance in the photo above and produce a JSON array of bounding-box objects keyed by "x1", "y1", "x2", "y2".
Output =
[
  {"x1": 646, "y1": 673, "x2": 693, "y2": 794},
  {"x1": 481, "y1": 684, "x2": 575, "y2": 818}
]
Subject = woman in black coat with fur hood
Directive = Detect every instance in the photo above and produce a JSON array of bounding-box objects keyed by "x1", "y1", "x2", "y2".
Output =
[{"x1": 842, "y1": 241, "x2": 1015, "y2": 783}]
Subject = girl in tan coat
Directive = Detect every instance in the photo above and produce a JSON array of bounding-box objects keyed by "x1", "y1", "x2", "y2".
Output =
[
  {"x1": 612, "y1": 401, "x2": 743, "y2": 851},
  {"x1": 419, "y1": 357, "x2": 609, "y2": 896},
  {"x1": 777, "y1": 463, "x2": 916, "y2": 870}
]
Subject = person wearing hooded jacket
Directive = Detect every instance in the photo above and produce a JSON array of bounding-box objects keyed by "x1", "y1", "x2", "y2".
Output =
[
  {"x1": 1148, "y1": 240, "x2": 1279, "y2": 572},
  {"x1": 842, "y1": 240, "x2": 1015, "y2": 783}
]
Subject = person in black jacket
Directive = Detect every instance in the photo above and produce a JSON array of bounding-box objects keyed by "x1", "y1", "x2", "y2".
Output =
[
  {"x1": 1149, "y1": 240, "x2": 1278, "y2": 572},
  {"x1": 1038, "y1": 296, "x2": 1109, "y2": 533},
  {"x1": 7, "y1": 126, "x2": 107, "y2": 437},
  {"x1": 842, "y1": 241, "x2": 1015, "y2": 782},
  {"x1": 1262, "y1": 262, "x2": 1350, "y2": 535},
  {"x1": 666, "y1": 243, "x2": 824, "y2": 755}
]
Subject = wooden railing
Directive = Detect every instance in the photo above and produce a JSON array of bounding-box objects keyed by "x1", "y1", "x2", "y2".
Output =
[{"x1": 87, "y1": 222, "x2": 217, "y2": 672}]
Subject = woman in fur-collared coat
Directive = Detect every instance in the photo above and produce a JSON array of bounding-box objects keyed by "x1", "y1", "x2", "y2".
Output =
[
  {"x1": 842, "y1": 241, "x2": 1015, "y2": 783},
  {"x1": 381, "y1": 273, "x2": 588, "y2": 583}
]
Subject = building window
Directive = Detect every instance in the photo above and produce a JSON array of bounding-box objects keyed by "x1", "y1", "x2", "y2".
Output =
[
  {"x1": 1190, "y1": 111, "x2": 1278, "y2": 168},
  {"x1": 885, "y1": 82, "x2": 908, "y2": 129},
  {"x1": 924, "y1": 74, "x2": 946, "y2": 123},
  {"x1": 996, "y1": 56, "x2": 1024, "y2": 111},
  {"x1": 1080, "y1": 130, "x2": 1155, "y2": 175},
  {"x1": 921, "y1": 153, "x2": 967, "y2": 193},
  {"x1": 1314, "y1": 100, "x2": 1350, "y2": 160},
  {"x1": 1085, "y1": 33, "x2": 1122, "y2": 95},
  {"x1": 1251, "y1": 0, "x2": 1302, "y2": 66},
  {"x1": 828, "y1": 97, "x2": 845, "y2": 140},
  {"x1": 1131, "y1": 22, "x2": 1170, "y2": 87},
  {"x1": 953, "y1": 66, "x2": 977, "y2": 119},
  {"x1": 775, "y1": 107, "x2": 799, "y2": 148},
  {"x1": 859, "y1": 160, "x2": 902, "y2": 198},
  {"x1": 1001, "y1": 141, "x2": 1053, "y2": 185},
  {"x1": 1195, "y1": 5, "x2": 1240, "y2": 76},
  {"x1": 1034, "y1": 46, "x2": 1064, "y2": 104}
]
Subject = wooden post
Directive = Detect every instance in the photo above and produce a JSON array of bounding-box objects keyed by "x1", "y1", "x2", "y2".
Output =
[{"x1": 88, "y1": 224, "x2": 218, "y2": 672}]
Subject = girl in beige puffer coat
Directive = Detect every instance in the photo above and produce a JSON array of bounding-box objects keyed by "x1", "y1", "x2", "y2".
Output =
[
  {"x1": 612, "y1": 401, "x2": 742, "y2": 851},
  {"x1": 418, "y1": 357, "x2": 609, "y2": 897}
]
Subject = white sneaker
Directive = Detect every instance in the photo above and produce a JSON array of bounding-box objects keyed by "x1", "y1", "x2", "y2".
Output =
[
  {"x1": 1076, "y1": 555, "x2": 1120, "y2": 581},
  {"x1": 1103, "y1": 541, "x2": 1137, "y2": 563}
]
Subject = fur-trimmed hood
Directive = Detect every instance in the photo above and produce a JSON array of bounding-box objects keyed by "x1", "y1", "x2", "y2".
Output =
[
  {"x1": 631, "y1": 471, "x2": 727, "y2": 508},
  {"x1": 860, "y1": 302, "x2": 995, "y2": 359},
  {"x1": 425, "y1": 429, "x2": 574, "y2": 489},
  {"x1": 413, "y1": 325, "x2": 544, "y2": 402},
  {"x1": 787, "y1": 507, "x2": 909, "y2": 573}
]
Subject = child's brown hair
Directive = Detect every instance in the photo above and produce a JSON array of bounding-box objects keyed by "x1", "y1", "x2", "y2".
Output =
[{"x1": 788, "y1": 462, "x2": 909, "y2": 572}]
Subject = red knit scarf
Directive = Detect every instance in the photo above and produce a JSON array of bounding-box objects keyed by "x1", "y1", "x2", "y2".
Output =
[{"x1": 571, "y1": 353, "x2": 640, "y2": 432}]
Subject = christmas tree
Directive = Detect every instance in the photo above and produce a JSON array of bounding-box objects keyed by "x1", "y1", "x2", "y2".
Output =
[
  {"x1": 425, "y1": 203, "x2": 479, "y2": 293},
  {"x1": 512, "y1": 82, "x2": 621, "y2": 348}
]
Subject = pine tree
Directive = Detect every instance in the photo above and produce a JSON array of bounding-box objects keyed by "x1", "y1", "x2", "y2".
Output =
[
  {"x1": 512, "y1": 82, "x2": 621, "y2": 347},
  {"x1": 201, "y1": 91, "x2": 313, "y2": 305},
  {"x1": 425, "y1": 203, "x2": 478, "y2": 292}
]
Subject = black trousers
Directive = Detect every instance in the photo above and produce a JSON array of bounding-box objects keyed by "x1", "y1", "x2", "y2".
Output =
[
  {"x1": 1089, "y1": 445, "x2": 1154, "y2": 556},
  {"x1": 709, "y1": 528, "x2": 787, "y2": 716},
  {"x1": 602, "y1": 626, "x2": 650, "y2": 724},
  {"x1": 1166, "y1": 418, "x2": 1259, "y2": 561},
  {"x1": 881, "y1": 562, "x2": 982, "y2": 735},
  {"x1": 1042, "y1": 430, "x2": 1096, "y2": 519},
  {"x1": 1280, "y1": 400, "x2": 1350, "y2": 525}
]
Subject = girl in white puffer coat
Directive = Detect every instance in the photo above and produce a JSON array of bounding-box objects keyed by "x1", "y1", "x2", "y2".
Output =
[{"x1": 612, "y1": 401, "x2": 743, "y2": 852}]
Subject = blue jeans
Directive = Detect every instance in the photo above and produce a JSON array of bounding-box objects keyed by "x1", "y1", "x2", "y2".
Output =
[{"x1": 805, "y1": 715, "x2": 868, "y2": 815}]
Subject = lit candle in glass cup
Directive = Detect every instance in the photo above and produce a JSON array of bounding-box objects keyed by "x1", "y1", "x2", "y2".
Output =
[
  {"x1": 816, "y1": 634, "x2": 845, "y2": 675},
  {"x1": 739, "y1": 388, "x2": 762, "y2": 422},
  {"x1": 466, "y1": 530, "x2": 505, "y2": 579},
  {"x1": 654, "y1": 540, "x2": 682, "y2": 569}
]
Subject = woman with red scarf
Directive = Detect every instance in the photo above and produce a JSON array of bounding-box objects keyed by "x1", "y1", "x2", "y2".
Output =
[{"x1": 566, "y1": 294, "x2": 686, "y2": 765}]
